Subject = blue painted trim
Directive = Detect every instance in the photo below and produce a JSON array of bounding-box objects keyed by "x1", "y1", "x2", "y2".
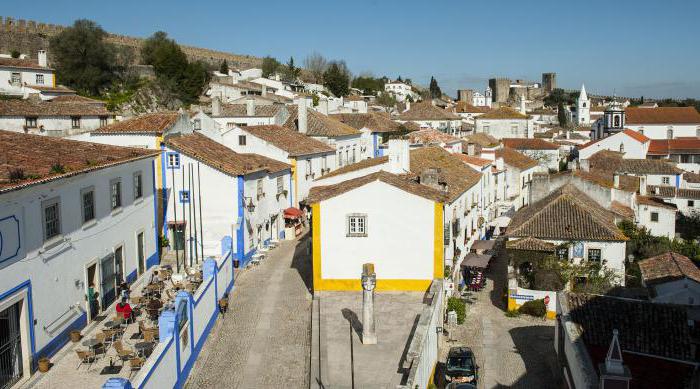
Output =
[
  {"x1": 0, "y1": 215, "x2": 21, "y2": 264},
  {"x1": 676, "y1": 174, "x2": 681, "y2": 188},
  {"x1": 178, "y1": 190, "x2": 190, "y2": 204},
  {"x1": 126, "y1": 270, "x2": 137, "y2": 284},
  {"x1": 138, "y1": 335, "x2": 174, "y2": 387},
  {"x1": 372, "y1": 133, "x2": 378, "y2": 158},
  {"x1": 35, "y1": 313, "x2": 87, "y2": 363},
  {"x1": 165, "y1": 151, "x2": 181, "y2": 169},
  {"x1": 239, "y1": 247, "x2": 257, "y2": 268},
  {"x1": 236, "y1": 176, "x2": 245, "y2": 263},
  {"x1": 152, "y1": 160, "x2": 161, "y2": 270},
  {"x1": 0, "y1": 280, "x2": 36, "y2": 365},
  {"x1": 194, "y1": 276, "x2": 214, "y2": 305},
  {"x1": 145, "y1": 251, "x2": 159, "y2": 270}
]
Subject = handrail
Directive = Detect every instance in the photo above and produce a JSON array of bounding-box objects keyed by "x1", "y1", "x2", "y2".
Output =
[{"x1": 43, "y1": 304, "x2": 78, "y2": 333}]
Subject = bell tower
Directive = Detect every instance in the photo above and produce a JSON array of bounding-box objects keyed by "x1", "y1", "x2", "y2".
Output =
[
  {"x1": 603, "y1": 100, "x2": 625, "y2": 136},
  {"x1": 576, "y1": 84, "x2": 590, "y2": 124}
]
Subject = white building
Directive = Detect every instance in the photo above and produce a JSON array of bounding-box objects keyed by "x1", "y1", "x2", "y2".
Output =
[
  {"x1": 474, "y1": 107, "x2": 531, "y2": 139},
  {"x1": 383, "y1": 80, "x2": 418, "y2": 102},
  {"x1": 211, "y1": 97, "x2": 289, "y2": 128},
  {"x1": 502, "y1": 138, "x2": 560, "y2": 172},
  {"x1": 495, "y1": 148, "x2": 538, "y2": 210},
  {"x1": 647, "y1": 138, "x2": 700, "y2": 173},
  {"x1": 577, "y1": 129, "x2": 650, "y2": 160},
  {"x1": 0, "y1": 97, "x2": 115, "y2": 136},
  {"x1": 644, "y1": 185, "x2": 700, "y2": 217},
  {"x1": 0, "y1": 51, "x2": 56, "y2": 97},
  {"x1": 594, "y1": 105, "x2": 700, "y2": 140},
  {"x1": 162, "y1": 131, "x2": 291, "y2": 265},
  {"x1": 331, "y1": 112, "x2": 407, "y2": 158},
  {"x1": 0, "y1": 131, "x2": 159, "y2": 386},
  {"x1": 453, "y1": 102, "x2": 491, "y2": 123},
  {"x1": 397, "y1": 101, "x2": 463, "y2": 135},
  {"x1": 407, "y1": 128, "x2": 463, "y2": 154},
  {"x1": 636, "y1": 196, "x2": 677, "y2": 239},
  {"x1": 639, "y1": 252, "x2": 700, "y2": 305},
  {"x1": 571, "y1": 84, "x2": 590, "y2": 125}
]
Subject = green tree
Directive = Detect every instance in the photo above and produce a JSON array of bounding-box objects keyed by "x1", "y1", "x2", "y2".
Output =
[
  {"x1": 351, "y1": 75, "x2": 386, "y2": 95},
  {"x1": 375, "y1": 92, "x2": 397, "y2": 108},
  {"x1": 544, "y1": 88, "x2": 575, "y2": 107},
  {"x1": 429, "y1": 76, "x2": 442, "y2": 98},
  {"x1": 281, "y1": 56, "x2": 300, "y2": 82},
  {"x1": 50, "y1": 19, "x2": 116, "y2": 95},
  {"x1": 557, "y1": 102, "x2": 569, "y2": 127},
  {"x1": 10, "y1": 50, "x2": 20, "y2": 58},
  {"x1": 261, "y1": 56, "x2": 280, "y2": 78},
  {"x1": 219, "y1": 59, "x2": 229, "y2": 74},
  {"x1": 323, "y1": 62, "x2": 350, "y2": 97}
]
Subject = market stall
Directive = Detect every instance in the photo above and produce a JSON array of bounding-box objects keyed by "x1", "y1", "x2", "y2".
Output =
[{"x1": 283, "y1": 207, "x2": 304, "y2": 239}]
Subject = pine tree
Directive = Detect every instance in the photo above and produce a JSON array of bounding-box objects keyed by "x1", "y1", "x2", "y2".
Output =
[
  {"x1": 323, "y1": 62, "x2": 350, "y2": 97},
  {"x1": 557, "y1": 102, "x2": 569, "y2": 128},
  {"x1": 429, "y1": 76, "x2": 442, "y2": 99},
  {"x1": 219, "y1": 60, "x2": 229, "y2": 75}
]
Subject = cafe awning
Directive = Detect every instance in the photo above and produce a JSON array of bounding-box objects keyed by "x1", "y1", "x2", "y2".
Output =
[
  {"x1": 460, "y1": 253, "x2": 492, "y2": 269},
  {"x1": 284, "y1": 207, "x2": 304, "y2": 219}
]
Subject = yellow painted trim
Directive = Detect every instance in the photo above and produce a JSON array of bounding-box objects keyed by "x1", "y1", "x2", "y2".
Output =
[
  {"x1": 314, "y1": 278, "x2": 433, "y2": 292},
  {"x1": 155, "y1": 135, "x2": 164, "y2": 190},
  {"x1": 290, "y1": 159, "x2": 298, "y2": 206},
  {"x1": 428, "y1": 362, "x2": 437, "y2": 386},
  {"x1": 434, "y1": 202, "x2": 444, "y2": 279},
  {"x1": 312, "y1": 203, "x2": 322, "y2": 291}
]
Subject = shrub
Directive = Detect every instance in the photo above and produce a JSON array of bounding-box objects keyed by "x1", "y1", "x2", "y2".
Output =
[
  {"x1": 50, "y1": 163, "x2": 66, "y2": 174},
  {"x1": 447, "y1": 297, "x2": 466, "y2": 324},
  {"x1": 8, "y1": 168, "x2": 25, "y2": 181},
  {"x1": 518, "y1": 299, "x2": 546, "y2": 318},
  {"x1": 505, "y1": 310, "x2": 521, "y2": 318}
]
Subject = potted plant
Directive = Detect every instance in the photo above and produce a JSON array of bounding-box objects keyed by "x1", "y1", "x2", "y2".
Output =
[
  {"x1": 38, "y1": 357, "x2": 50, "y2": 372},
  {"x1": 70, "y1": 330, "x2": 81, "y2": 342}
]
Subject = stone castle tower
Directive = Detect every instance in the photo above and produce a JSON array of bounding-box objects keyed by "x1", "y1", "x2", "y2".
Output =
[{"x1": 542, "y1": 73, "x2": 557, "y2": 93}]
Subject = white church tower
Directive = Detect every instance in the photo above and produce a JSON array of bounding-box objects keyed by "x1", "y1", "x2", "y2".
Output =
[{"x1": 576, "y1": 84, "x2": 590, "y2": 125}]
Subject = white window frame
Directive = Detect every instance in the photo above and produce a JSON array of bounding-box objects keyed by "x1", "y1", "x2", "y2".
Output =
[
  {"x1": 662, "y1": 177, "x2": 670, "y2": 185},
  {"x1": 10, "y1": 72, "x2": 21, "y2": 85},
  {"x1": 133, "y1": 171, "x2": 143, "y2": 200},
  {"x1": 42, "y1": 197, "x2": 61, "y2": 242},
  {"x1": 110, "y1": 178, "x2": 122, "y2": 210},
  {"x1": 80, "y1": 186, "x2": 96, "y2": 224},
  {"x1": 35, "y1": 73, "x2": 44, "y2": 85},
  {"x1": 587, "y1": 248, "x2": 602, "y2": 262},
  {"x1": 346, "y1": 214, "x2": 368, "y2": 237},
  {"x1": 71, "y1": 116, "x2": 81, "y2": 129}
]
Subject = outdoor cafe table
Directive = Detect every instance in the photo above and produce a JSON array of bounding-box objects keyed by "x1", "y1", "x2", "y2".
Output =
[
  {"x1": 82, "y1": 338, "x2": 102, "y2": 352},
  {"x1": 135, "y1": 342, "x2": 153, "y2": 357},
  {"x1": 104, "y1": 320, "x2": 122, "y2": 330}
]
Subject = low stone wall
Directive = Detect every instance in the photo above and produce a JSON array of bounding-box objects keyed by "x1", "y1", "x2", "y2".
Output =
[{"x1": 507, "y1": 272, "x2": 558, "y2": 319}]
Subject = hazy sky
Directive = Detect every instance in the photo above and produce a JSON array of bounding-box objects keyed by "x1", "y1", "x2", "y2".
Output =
[{"x1": 5, "y1": 0, "x2": 700, "y2": 98}]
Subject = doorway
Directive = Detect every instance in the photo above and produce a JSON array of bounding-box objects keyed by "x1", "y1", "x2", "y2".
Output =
[
  {"x1": 114, "y1": 246, "x2": 124, "y2": 286},
  {"x1": 170, "y1": 223, "x2": 186, "y2": 251},
  {"x1": 136, "y1": 232, "x2": 145, "y2": 275},
  {"x1": 86, "y1": 263, "x2": 100, "y2": 322},
  {"x1": 100, "y1": 253, "x2": 117, "y2": 309},
  {"x1": 0, "y1": 302, "x2": 23, "y2": 388}
]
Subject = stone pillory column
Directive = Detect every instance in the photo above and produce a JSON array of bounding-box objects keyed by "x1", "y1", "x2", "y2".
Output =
[{"x1": 361, "y1": 263, "x2": 377, "y2": 345}]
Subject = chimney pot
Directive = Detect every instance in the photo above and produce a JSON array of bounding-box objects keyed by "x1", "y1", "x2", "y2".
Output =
[
  {"x1": 37, "y1": 50, "x2": 47, "y2": 67},
  {"x1": 246, "y1": 97, "x2": 255, "y2": 117},
  {"x1": 212, "y1": 96, "x2": 221, "y2": 117},
  {"x1": 295, "y1": 98, "x2": 308, "y2": 134}
]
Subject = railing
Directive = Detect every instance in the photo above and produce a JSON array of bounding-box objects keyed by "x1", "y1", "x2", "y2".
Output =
[{"x1": 42, "y1": 304, "x2": 79, "y2": 334}]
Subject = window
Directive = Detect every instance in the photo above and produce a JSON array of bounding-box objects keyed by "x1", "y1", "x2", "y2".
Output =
[
  {"x1": 99, "y1": 116, "x2": 108, "y2": 127},
  {"x1": 662, "y1": 177, "x2": 670, "y2": 185},
  {"x1": 667, "y1": 128, "x2": 673, "y2": 139},
  {"x1": 351, "y1": 147, "x2": 356, "y2": 164},
  {"x1": 556, "y1": 247, "x2": 568, "y2": 261},
  {"x1": 81, "y1": 187, "x2": 95, "y2": 223},
  {"x1": 613, "y1": 115, "x2": 620, "y2": 127},
  {"x1": 35, "y1": 74, "x2": 44, "y2": 85},
  {"x1": 238, "y1": 135, "x2": 247, "y2": 146},
  {"x1": 337, "y1": 150, "x2": 343, "y2": 167},
  {"x1": 483, "y1": 125, "x2": 490, "y2": 132},
  {"x1": 697, "y1": 127, "x2": 700, "y2": 137},
  {"x1": 110, "y1": 179, "x2": 122, "y2": 210},
  {"x1": 306, "y1": 159, "x2": 312, "y2": 179},
  {"x1": 71, "y1": 116, "x2": 81, "y2": 129},
  {"x1": 42, "y1": 198, "x2": 61, "y2": 241},
  {"x1": 226, "y1": 122, "x2": 235, "y2": 129},
  {"x1": 688, "y1": 200, "x2": 695, "y2": 207},
  {"x1": 179, "y1": 190, "x2": 190, "y2": 203},
  {"x1": 322, "y1": 156, "x2": 328, "y2": 172},
  {"x1": 582, "y1": 102, "x2": 587, "y2": 107},
  {"x1": 10, "y1": 72, "x2": 20, "y2": 85},
  {"x1": 588, "y1": 248, "x2": 601, "y2": 262},
  {"x1": 511, "y1": 125, "x2": 518, "y2": 134},
  {"x1": 256, "y1": 179, "x2": 263, "y2": 199},
  {"x1": 25, "y1": 117, "x2": 37, "y2": 128},
  {"x1": 167, "y1": 153, "x2": 180, "y2": 169},
  {"x1": 639, "y1": 128, "x2": 644, "y2": 136},
  {"x1": 133, "y1": 172, "x2": 143, "y2": 199},
  {"x1": 277, "y1": 176, "x2": 284, "y2": 193},
  {"x1": 347, "y1": 214, "x2": 367, "y2": 237},
  {"x1": 650, "y1": 212, "x2": 659, "y2": 222},
  {"x1": 193, "y1": 119, "x2": 201, "y2": 131}
]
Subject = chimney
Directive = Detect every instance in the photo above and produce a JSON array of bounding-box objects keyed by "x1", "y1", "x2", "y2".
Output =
[
  {"x1": 318, "y1": 98, "x2": 329, "y2": 115},
  {"x1": 261, "y1": 85, "x2": 267, "y2": 96},
  {"x1": 387, "y1": 138, "x2": 410, "y2": 174},
  {"x1": 37, "y1": 50, "x2": 47, "y2": 67},
  {"x1": 599, "y1": 330, "x2": 631, "y2": 389},
  {"x1": 212, "y1": 96, "x2": 221, "y2": 117},
  {"x1": 613, "y1": 174, "x2": 620, "y2": 189},
  {"x1": 246, "y1": 96, "x2": 256, "y2": 116},
  {"x1": 467, "y1": 143, "x2": 476, "y2": 156},
  {"x1": 419, "y1": 168, "x2": 443, "y2": 191},
  {"x1": 639, "y1": 176, "x2": 647, "y2": 195},
  {"x1": 296, "y1": 98, "x2": 308, "y2": 134},
  {"x1": 566, "y1": 131, "x2": 571, "y2": 140}
]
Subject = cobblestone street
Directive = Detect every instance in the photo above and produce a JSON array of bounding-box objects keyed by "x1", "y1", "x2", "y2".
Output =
[
  {"x1": 438, "y1": 245, "x2": 561, "y2": 389},
  {"x1": 185, "y1": 234, "x2": 313, "y2": 388}
]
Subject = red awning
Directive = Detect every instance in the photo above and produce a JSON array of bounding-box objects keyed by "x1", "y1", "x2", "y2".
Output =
[{"x1": 284, "y1": 207, "x2": 304, "y2": 219}]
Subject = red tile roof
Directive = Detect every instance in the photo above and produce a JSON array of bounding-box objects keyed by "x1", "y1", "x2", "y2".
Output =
[
  {"x1": 647, "y1": 138, "x2": 700, "y2": 155},
  {"x1": 474, "y1": 107, "x2": 529, "y2": 120},
  {"x1": 636, "y1": 195, "x2": 677, "y2": 210},
  {"x1": 502, "y1": 138, "x2": 558, "y2": 150},
  {"x1": 407, "y1": 129, "x2": 461, "y2": 145},
  {"x1": 0, "y1": 98, "x2": 111, "y2": 117},
  {"x1": 639, "y1": 252, "x2": 700, "y2": 285},
  {"x1": 626, "y1": 106, "x2": 700, "y2": 124},
  {"x1": 495, "y1": 147, "x2": 538, "y2": 170},
  {"x1": 398, "y1": 101, "x2": 461, "y2": 121},
  {"x1": 0, "y1": 130, "x2": 158, "y2": 193},
  {"x1": 0, "y1": 57, "x2": 52, "y2": 70},
  {"x1": 456, "y1": 154, "x2": 492, "y2": 167},
  {"x1": 93, "y1": 112, "x2": 180, "y2": 135},
  {"x1": 622, "y1": 128, "x2": 650, "y2": 143},
  {"x1": 242, "y1": 125, "x2": 334, "y2": 157}
]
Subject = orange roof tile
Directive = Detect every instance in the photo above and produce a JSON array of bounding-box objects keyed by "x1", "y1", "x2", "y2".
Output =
[{"x1": 626, "y1": 107, "x2": 700, "y2": 125}]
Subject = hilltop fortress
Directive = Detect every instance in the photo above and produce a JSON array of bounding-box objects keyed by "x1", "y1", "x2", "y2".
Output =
[{"x1": 0, "y1": 16, "x2": 262, "y2": 69}]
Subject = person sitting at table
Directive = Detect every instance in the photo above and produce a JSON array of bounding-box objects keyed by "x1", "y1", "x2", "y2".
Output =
[
  {"x1": 116, "y1": 298, "x2": 134, "y2": 322},
  {"x1": 149, "y1": 270, "x2": 160, "y2": 285}
]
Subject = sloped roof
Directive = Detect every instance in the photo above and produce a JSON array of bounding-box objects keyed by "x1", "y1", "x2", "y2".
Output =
[
  {"x1": 574, "y1": 170, "x2": 640, "y2": 192},
  {"x1": 648, "y1": 138, "x2": 700, "y2": 155},
  {"x1": 50, "y1": 95, "x2": 105, "y2": 104},
  {"x1": 506, "y1": 237, "x2": 555, "y2": 252},
  {"x1": 331, "y1": 112, "x2": 404, "y2": 133},
  {"x1": 0, "y1": 130, "x2": 158, "y2": 193},
  {"x1": 639, "y1": 252, "x2": 700, "y2": 285},
  {"x1": 284, "y1": 106, "x2": 361, "y2": 137},
  {"x1": 622, "y1": 128, "x2": 650, "y2": 143},
  {"x1": 407, "y1": 129, "x2": 461, "y2": 145},
  {"x1": 0, "y1": 57, "x2": 52, "y2": 70},
  {"x1": 216, "y1": 103, "x2": 283, "y2": 118},
  {"x1": 454, "y1": 102, "x2": 491, "y2": 114},
  {"x1": 307, "y1": 171, "x2": 448, "y2": 204},
  {"x1": 456, "y1": 154, "x2": 492, "y2": 168},
  {"x1": 409, "y1": 147, "x2": 482, "y2": 202},
  {"x1": 587, "y1": 150, "x2": 682, "y2": 175},
  {"x1": 684, "y1": 172, "x2": 700, "y2": 183},
  {"x1": 610, "y1": 201, "x2": 635, "y2": 219},
  {"x1": 475, "y1": 107, "x2": 529, "y2": 120},
  {"x1": 93, "y1": 112, "x2": 179, "y2": 135},
  {"x1": 647, "y1": 185, "x2": 700, "y2": 200},
  {"x1": 465, "y1": 133, "x2": 500, "y2": 147},
  {"x1": 0, "y1": 98, "x2": 111, "y2": 117},
  {"x1": 507, "y1": 184, "x2": 627, "y2": 241},
  {"x1": 165, "y1": 133, "x2": 290, "y2": 176},
  {"x1": 625, "y1": 107, "x2": 700, "y2": 124},
  {"x1": 242, "y1": 125, "x2": 334, "y2": 157},
  {"x1": 636, "y1": 195, "x2": 677, "y2": 210},
  {"x1": 398, "y1": 101, "x2": 461, "y2": 121},
  {"x1": 315, "y1": 156, "x2": 388, "y2": 181},
  {"x1": 495, "y1": 147, "x2": 538, "y2": 170},
  {"x1": 502, "y1": 138, "x2": 558, "y2": 150}
]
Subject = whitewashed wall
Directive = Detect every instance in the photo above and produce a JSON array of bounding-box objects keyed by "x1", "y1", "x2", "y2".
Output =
[
  {"x1": 651, "y1": 278, "x2": 700, "y2": 305},
  {"x1": 627, "y1": 124, "x2": 700, "y2": 139},
  {"x1": 0, "y1": 115, "x2": 110, "y2": 135},
  {"x1": 636, "y1": 203, "x2": 676, "y2": 239},
  {"x1": 476, "y1": 118, "x2": 529, "y2": 139}
]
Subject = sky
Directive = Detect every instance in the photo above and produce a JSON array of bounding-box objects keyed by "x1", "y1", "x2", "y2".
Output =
[{"x1": 5, "y1": 0, "x2": 700, "y2": 99}]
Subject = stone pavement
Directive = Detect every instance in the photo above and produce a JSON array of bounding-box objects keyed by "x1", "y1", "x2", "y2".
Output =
[
  {"x1": 185, "y1": 234, "x2": 313, "y2": 388},
  {"x1": 437, "y1": 246, "x2": 561, "y2": 389}
]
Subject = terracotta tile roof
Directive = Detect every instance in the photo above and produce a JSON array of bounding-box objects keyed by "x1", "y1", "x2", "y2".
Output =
[
  {"x1": 409, "y1": 147, "x2": 482, "y2": 202},
  {"x1": 495, "y1": 147, "x2": 537, "y2": 170},
  {"x1": 626, "y1": 106, "x2": 700, "y2": 124},
  {"x1": 400, "y1": 121, "x2": 423, "y2": 132},
  {"x1": 464, "y1": 133, "x2": 500, "y2": 147},
  {"x1": 407, "y1": 129, "x2": 461, "y2": 145},
  {"x1": 622, "y1": 128, "x2": 650, "y2": 143},
  {"x1": 0, "y1": 57, "x2": 52, "y2": 70},
  {"x1": 93, "y1": 112, "x2": 179, "y2": 135},
  {"x1": 284, "y1": 106, "x2": 361, "y2": 137},
  {"x1": 398, "y1": 101, "x2": 461, "y2": 121},
  {"x1": 212, "y1": 80, "x2": 264, "y2": 92},
  {"x1": 648, "y1": 138, "x2": 700, "y2": 155},
  {"x1": 456, "y1": 154, "x2": 492, "y2": 168},
  {"x1": 505, "y1": 237, "x2": 555, "y2": 252},
  {"x1": 49, "y1": 95, "x2": 104, "y2": 104},
  {"x1": 639, "y1": 252, "x2": 700, "y2": 285},
  {"x1": 330, "y1": 112, "x2": 404, "y2": 133},
  {"x1": 343, "y1": 95, "x2": 365, "y2": 102},
  {"x1": 590, "y1": 105, "x2": 607, "y2": 112},
  {"x1": 0, "y1": 130, "x2": 158, "y2": 193},
  {"x1": 502, "y1": 138, "x2": 559, "y2": 150},
  {"x1": 26, "y1": 85, "x2": 74, "y2": 93},
  {"x1": 315, "y1": 156, "x2": 388, "y2": 181},
  {"x1": 684, "y1": 172, "x2": 700, "y2": 183},
  {"x1": 610, "y1": 201, "x2": 634, "y2": 219},
  {"x1": 588, "y1": 150, "x2": 682, "y2": 175},
  {"x1": 637, "y1": 195, "x2": 677, "y2": 210},
  {"x1": 528, "y1": 108, "x2": 556, "y2": 115},
  {"x1": 566, "y1": 293, "x2": 694, "y2": 361},
  {"x1": 474, "y1": 107, "x2": 529, "y2": 120},
  {"x1": 216, "y1": 103, "x2": 283, "y2": 118},
  {"x1": 647, "y1": 185, "x2": 700, "y2": 200},
  {"x1": 307, "y1": 171, "x2": 449, "y2": 204},
  {"x1": 242, "y1": 125, "x2": 334, "y2": 157},
  {"x1": 228, "y1": 94, "x2": 292, "y2": 105},
  {"x1": 507, "y1": 184, "x2": 627, "y2": 241},
  {"x1": 165, "y1": 133, "x2": 290, "y2": 176},
  {"x1": 0, "y1": 98, "x2": 111, "y2": 117},
  {"x1": 454, "y1": 102, "x2": 491, "y2": 114}
]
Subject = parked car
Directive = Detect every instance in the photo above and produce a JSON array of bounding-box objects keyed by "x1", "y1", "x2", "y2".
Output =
[
  {"x1": 446, "y1": 383, "x2": 477, "y2": 389},
  {"x1": 445, "y1": 346, "x2": 478, "y2": 385}
]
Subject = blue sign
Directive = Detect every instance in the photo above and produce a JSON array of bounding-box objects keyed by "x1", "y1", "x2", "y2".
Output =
[{"x1": 572, "y1": 242, "x2": 584, "y2": 258}]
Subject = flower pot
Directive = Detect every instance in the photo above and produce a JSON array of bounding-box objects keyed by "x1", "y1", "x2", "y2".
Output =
[
  {"x1": 38, "y1": 357, "x2": 50, "y2": 373},
  {"x1": 70, "y1": 330, "x2": 81, "y2": 343}
]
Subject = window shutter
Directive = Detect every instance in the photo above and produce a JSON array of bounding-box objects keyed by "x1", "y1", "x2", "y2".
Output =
[{"x1": 444, "y1": 223, "x2": 451, "y2": 246}]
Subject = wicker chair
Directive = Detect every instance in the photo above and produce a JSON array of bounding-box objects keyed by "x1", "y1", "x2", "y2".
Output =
[
  {"x1": 114, "y1": 340, "x2": 136, "y2": 365},
  {"x1": 143, "y1": 328, "x2": 158, "y2": 343},
  {"x1": 129, "y1": 357, "x2": 145, "y2": 379},
  {"x1": 75, "y1": 349, "x2": 96, "y2": 370}
]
